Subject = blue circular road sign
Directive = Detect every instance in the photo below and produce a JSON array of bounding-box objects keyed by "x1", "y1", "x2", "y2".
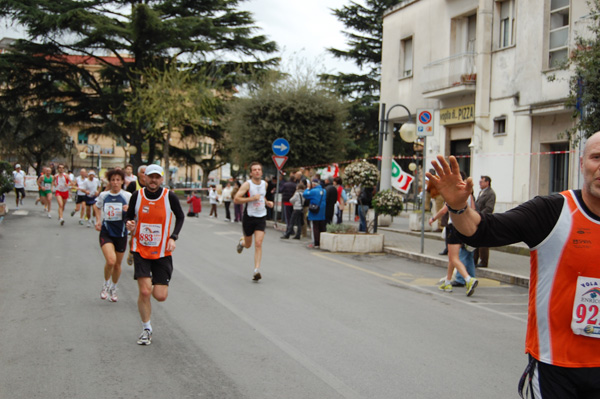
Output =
[{"x1": 272, "y1": 138, "x2": 290, "y2": 156}]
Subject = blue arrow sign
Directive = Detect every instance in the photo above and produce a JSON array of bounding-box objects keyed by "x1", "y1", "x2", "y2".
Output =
[{"x1": 272, "y1": 138, "x2": 290, "y2": 156}]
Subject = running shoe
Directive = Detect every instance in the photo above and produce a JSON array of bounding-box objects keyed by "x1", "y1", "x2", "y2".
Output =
[
  {"x1": 48, "y1": 213, "x2": 51, "y2": 219},
  {"x1": 87, "y1": 220, "x2": 92, "y2": 228},
  {"x1": 70, "y1": 210, "x2": 75, "y2": 217},
  {"x1": 79, "y1": 220, "x2": 84, "y2": 225},
  {"x1": 100, "y1": 284, "x2": 109, "y2": 300},
  {"x1": 466, "y1": 278, "x2": 479, "y2": 297},
  {"x1": 438, "y1": 282, "x2": 453, "y2": 292},
  {"x1": 108, "y1": 287, "x2": 118, "y2": 302},
  {"x1": 127, "y1": 252, "x2": 133, "y2": 266},
  {"x1": 137, "y1": 329, "x2": 152, "y2": 345},
  {"x1": 252, "y1": 272, "x2": 262, "y2": 282},
  {"x1": 236, "y1": 238, "x2": 244, "y2": 254},
  {"x1": 60, "y1": 218, "x2": 64, "y2": 226}
]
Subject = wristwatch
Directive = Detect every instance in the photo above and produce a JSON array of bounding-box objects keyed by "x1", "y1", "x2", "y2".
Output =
[
  {"x1": 446, "y1": 203, "x2": 468, "y2": 215},
  {"x1": 170, "y1": 234, "x2": 178, "y2": 241}
]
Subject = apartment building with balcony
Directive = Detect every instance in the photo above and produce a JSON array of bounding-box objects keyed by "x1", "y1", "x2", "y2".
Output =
[{"x1": 380, "y1": 0, "x2": 590, "y2": 211}]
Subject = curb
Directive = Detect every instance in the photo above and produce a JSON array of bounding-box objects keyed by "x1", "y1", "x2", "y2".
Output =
[
  {"x1": 380, "y1": 227, "x2": 531, "y2": 256},
  {"x1": 384, "y1": 246, "x2": 530, "y2": 288}
]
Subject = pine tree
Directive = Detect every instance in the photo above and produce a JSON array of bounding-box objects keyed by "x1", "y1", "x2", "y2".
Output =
[
  {"x1": 0, "y1": 0, "x2": 278, "y2": 169},
  {"x1": 323, "y1": 0, "x2": 412, "y2": 160}
]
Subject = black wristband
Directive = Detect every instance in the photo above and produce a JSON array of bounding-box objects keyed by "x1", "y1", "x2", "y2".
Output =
[
  {"x1": 446, "y1": 203, "x2": 468, "y2": 214},
  {"x1": 170, "y1": 234, "x2": 178, "y2": 241}
]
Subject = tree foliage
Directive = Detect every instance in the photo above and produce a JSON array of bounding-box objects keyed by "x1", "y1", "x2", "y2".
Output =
[
  {"x1": 563, "y1": 0, "x2": 600, "y2": 144},
  {"x1": 0, "y1": 0, "x2": 278, "y2": 169},
  {"x1": 322, "y1": 0, "x2": 403, "y2": 160},
  {"x1": 126, "y1": 61, "x2": 221, "y2": 186},
  {"x1": 226, "y1": 73, "x2": 348, "y2": 170}
]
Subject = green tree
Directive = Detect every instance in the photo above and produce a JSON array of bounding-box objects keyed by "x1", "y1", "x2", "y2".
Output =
[
  {"x1": 0, "y1": 0, "x2": 278, "y2": 169},
  {"x1": 126, "y1": 62, "x2": 220, "y2": 186},
  {"x1": 562, "y1": 0, "x2": 600, "y2": 144},
  {"x1": 323, "y1": 0, "x2": 413, "y2": 159},
  {"x1": 226, "y1": 72, "x2": 348, "y2": 169}
]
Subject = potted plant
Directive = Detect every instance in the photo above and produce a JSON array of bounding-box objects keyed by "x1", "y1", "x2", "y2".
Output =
[
  {"x1": 371, "y1": 189, "x2": 403, "y2": 227},
  {"x1": 320, "y1": 161, "x2": 384, "y2": 253}
]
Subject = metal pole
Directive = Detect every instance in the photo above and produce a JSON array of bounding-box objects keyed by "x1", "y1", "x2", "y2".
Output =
[
  {"x1": 274, "y1": 173, "x2": 280, "y2": 224},
  {"x1": 420, "y1": 137, "x2": 427, "y2": 254},
  {"x1": 374, "y1": 103, "x2": 387, "y2": 233}
]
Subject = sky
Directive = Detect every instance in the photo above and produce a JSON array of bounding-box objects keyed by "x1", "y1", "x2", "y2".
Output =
[
  {"x1": 0, "y1": 0, "x2": 362, "y2": 76},
  {"x1": 242, "y1": 0, "x2": 362, "y2": 75}
]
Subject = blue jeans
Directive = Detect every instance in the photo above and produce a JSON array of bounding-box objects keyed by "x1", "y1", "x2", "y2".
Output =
[
  {"x1": 358, "y1": 205, "x2": 369, "y2": 232},
  {"x1": 454, "y1": 247, "x2": 476, "y2": 285}
]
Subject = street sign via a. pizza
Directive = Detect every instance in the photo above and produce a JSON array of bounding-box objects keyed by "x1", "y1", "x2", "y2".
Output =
[
  {"x1": 416, "y1": 108, "x2": 434, "y2": 137},
  {"x1": 272, "y1": 155, "x2": 288, "y2": 170}
]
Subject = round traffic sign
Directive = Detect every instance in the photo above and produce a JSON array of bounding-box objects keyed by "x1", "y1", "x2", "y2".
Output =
[
  {"x1": 418, "y1": 111, "x2": 432, "y2": 125},
  {"x1": 272, "y1": 138, "x2": 290, "y2": 156}
]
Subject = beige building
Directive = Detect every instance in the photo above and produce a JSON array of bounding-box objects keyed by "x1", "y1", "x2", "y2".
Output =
[{"x1": 380, "y1": 0, "x2": 590, "y2": 211}]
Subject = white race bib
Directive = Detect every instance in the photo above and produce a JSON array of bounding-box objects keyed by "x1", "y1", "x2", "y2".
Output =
[
  {"x1": 571, "y1": 276, "x2": 600, "y2": 338},
  {"x1": 104, "y1": 202, "x2": 123, "y2": 221},
  {"x1": 138, "y1": 223, "x2": 162, "y2": 247}
]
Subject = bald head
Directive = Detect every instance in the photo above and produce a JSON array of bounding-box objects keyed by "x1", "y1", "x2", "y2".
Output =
[
  {"x1": 583, "y1": 131, "x2": 600, "y2": 158},
  {"x1": 580, "y1": 131, "x2": 600, "y2": 212}
]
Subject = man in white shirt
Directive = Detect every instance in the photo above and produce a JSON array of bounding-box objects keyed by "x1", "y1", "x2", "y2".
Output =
[
  {"x1": 71, "y1": 168, "x2": 88, "y2": 224},
  {"x1": 12, "y1": 164, "x2": 26, "y2": 210}
]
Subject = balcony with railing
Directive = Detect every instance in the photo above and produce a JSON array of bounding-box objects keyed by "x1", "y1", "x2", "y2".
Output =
[{"x1": 421, "y1": 52, "x2": 477, "y2": 99}]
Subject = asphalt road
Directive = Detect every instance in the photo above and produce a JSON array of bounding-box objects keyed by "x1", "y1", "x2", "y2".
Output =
[{"x1": 0, "y1": 200, "x2": 529, "y2": 398}]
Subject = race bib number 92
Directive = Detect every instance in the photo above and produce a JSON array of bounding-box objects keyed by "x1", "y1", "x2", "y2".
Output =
[{"x1": 571, "y1": 276, "x2": 600, "y2": 338}]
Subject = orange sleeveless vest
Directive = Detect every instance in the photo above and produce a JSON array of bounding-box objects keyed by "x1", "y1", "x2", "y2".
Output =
[
  {"x1": 132, "y1": 188, "x2": 173, "y2": 259},
  {"x1": 526, "y1": 190, "x2": 600, "y2": 367}
]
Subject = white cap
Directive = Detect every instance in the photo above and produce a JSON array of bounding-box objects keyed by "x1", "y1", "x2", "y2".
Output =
[
  {"x1": 145, "y1": 164, "x2": 164, "y2": 176},
  {"x1": 88, "y1": 170, "x2": 96, "y2": 175},
  {"x1": 15, "y1": 164, "x2": 21, "y2": 168}
]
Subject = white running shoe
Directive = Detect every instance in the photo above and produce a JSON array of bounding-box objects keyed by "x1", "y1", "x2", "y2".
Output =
[
  {"x1": 236, "y1": 238, "x2": 244, "y2": 254},
  {"x1": 108, "y1": 287, "x2": 118, "y2": 302},
  {"x1": 48, "y1": 213, "x2": 51, "y2": 219},
  {"x1": 60, "y1": 218, "x2": 64, "y2": 226},
  {"x1": 100, "y1": 284, "x2": 109, "y2": 300},
  {"x1": 137, "y1": 329, "x2": 152, "y2": 345}
]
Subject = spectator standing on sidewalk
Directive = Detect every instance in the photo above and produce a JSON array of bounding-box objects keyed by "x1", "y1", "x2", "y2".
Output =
[
  {"x1": 280, "y1": 175, "x2": 297, "y2": 226},
  {"x1": 473, "y1": 175, "x2": 496, "y2": 268},
  {"x1": 208, "y1": 185, "x2": 218, "y2": 218},
  {"x1": 304, "y1": 178, "x2": 326, "y2": 248},
  {"x1": 281, "y1": 182, "x2": 305, "y2": 239},
  {"x1": 426, "y1": 135, "x2": 600, "y2": 398},
  {"x1": 232, "y1": 180, "x2": 243, "y2": 222},
  {"x1": 222, "y1": 182, "x2": 233, "y2": 221},
  {"x1": 324, "y1": 176, "x2": 337, "y2": 225}
]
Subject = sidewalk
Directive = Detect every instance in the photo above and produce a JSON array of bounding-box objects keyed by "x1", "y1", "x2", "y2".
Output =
[{"x1": 378, "y1": 213, "x2": 530, "y2": 288}]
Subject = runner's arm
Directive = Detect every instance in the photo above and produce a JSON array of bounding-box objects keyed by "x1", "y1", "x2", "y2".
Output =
[
  {"x1": 233, "y1": 182, "x2": 251, "y2": 204},
  {"x1": 167, "y1": 190, "x2": 185, "y2": 240}
]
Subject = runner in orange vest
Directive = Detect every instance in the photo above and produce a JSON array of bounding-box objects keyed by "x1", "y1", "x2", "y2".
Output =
[
  {"x1": 125, "y1": 164, "x2": 185, "y2": 345},
  {"x1": 426, "y1": 132, "x2": 600, "y2": 399}
]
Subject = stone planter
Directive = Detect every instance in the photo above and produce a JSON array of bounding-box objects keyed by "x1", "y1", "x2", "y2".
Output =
[
  {"x1": 366, "y1": 210, "x2": 392, "y2": 227},
  {"x1": 320, "y1": 232, "x2": 384, "y2": 253},
  {"x1": 409, "y1": 211, "x2": 434, "y2": 231}
]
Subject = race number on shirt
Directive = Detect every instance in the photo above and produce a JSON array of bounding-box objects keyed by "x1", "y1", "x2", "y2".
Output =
[
  {"x1": 138, "y1": 223, "x2": 162, "y2": 247},
  {"x1": 104, "y1": 202, "x2": 123, "y2": 221},
  {"x1": 571, "y1": 276, "x2": 600, "y2": 338}
]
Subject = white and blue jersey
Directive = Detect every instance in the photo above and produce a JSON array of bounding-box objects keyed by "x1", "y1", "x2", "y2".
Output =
[{"x1": 95, "y1": 190, "x2": 132, "y2": 237}]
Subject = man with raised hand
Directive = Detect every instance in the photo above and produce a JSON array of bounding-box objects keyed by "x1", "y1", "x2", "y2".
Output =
[{"x1": 426, "y1": 132, "x2": 600, "y2": 399}]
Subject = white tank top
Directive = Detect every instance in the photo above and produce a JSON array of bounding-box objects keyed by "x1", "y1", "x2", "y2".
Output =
[{"x1": 246, "y1": 179, "x2": 267, "y2": 218}]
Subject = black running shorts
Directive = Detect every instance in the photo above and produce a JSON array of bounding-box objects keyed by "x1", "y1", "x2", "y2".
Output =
[
  {"x1": 242, "y1": 215, "x2": 266, "y2": 237},
  {"x1": 133, "y1": 253, "x2": 173, "y2": 286},
  {"x1": 445, "y1": 224, "x2": 463, "y2": 245},
  {"x1": 15, "y1": 187, "x2": 25, "y2": 198},
  {"x1": 76, "y1": 194, "x2": 87, "y2": 204},
  {"x1": 99, "y1": 232, "x2": 128, "y2": 253}
]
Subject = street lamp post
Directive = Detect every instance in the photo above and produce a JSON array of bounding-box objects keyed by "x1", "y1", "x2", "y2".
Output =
[{"x1": 375, "y1": 103, "x2": 415, "y2": 232}]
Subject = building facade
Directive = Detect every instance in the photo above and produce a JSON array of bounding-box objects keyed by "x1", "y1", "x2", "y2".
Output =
[{"x1": 380, "y1": 0, "x2": 590, "y2": 211}]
